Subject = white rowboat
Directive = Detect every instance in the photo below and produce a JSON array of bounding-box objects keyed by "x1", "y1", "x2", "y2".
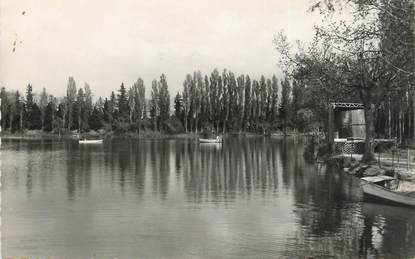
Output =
[
  {"x1": 79, "y1": 139, "x2": 104, "y2": 144},
  {"x1": 361, "y1": 175, "x2": 415, "y2": 207},
  {"x1": 199, "y1": 137, "x2": 222, "y2": 144}
]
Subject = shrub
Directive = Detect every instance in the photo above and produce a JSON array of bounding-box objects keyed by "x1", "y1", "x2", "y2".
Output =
[{"x1": 164, "y1": 116, "x2": 184, "y2": 134}]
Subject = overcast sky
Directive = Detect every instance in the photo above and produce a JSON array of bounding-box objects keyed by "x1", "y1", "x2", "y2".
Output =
[{"x1": 0, "y1": 0, "x2": 322, "y2": 99}]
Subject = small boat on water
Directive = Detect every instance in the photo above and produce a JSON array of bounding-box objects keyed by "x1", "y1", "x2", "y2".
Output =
[
  {"x1": 361, "y1": 175, "x2": 415, "y2": 206},
  {"x1": 199, "y1": 136, "x2": 223, "y2": 144},
  {"x1": 78, "y1": 139, "x2": 104, "y2": 144}
]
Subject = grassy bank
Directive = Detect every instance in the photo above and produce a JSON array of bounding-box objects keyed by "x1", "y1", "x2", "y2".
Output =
[{"x1": 327, "y1": 153, "x2": 415, "y2": 182}]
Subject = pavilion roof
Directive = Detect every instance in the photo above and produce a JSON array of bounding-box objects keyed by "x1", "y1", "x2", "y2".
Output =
[{"x1": 331, "y1": 102, "x2": 364, "y2": 111}]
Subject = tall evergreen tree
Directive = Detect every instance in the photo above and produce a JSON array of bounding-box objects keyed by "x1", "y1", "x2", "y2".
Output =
[
  {"x1": 25, "y1": 84, "x2": 35, "y2": 129},
  {"x1": 117, "y1": 83, "x2": 129, "y2": 120},
  {"x1": 26, "y1": 84, "x2": 34, "y2": 108}
]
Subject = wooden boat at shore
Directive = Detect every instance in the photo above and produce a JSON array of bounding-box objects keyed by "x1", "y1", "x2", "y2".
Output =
[
  {"x1": 361, "y1": 175, "x2": 415, "y2": 206},
  {"x1": 199, "y1": 137, "x2": 223, "y2": 144},
  {"x1": 78, "y1": 139, "x2": 104, "y2": 144}
]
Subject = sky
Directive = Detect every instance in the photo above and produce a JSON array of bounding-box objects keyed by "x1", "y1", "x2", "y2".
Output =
[{"x1": 0, "y1": 0, "x2": 322, "y2": 99}]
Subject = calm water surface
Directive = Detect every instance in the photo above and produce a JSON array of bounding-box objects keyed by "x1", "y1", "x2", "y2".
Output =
[{"x1": 2, "y1": 137, "x2": 415, "y2": 258}]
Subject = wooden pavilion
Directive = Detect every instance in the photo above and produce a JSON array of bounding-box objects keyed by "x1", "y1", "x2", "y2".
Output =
[{"x1": 328, "y1": 102, "x2": 366, "y2": 154}]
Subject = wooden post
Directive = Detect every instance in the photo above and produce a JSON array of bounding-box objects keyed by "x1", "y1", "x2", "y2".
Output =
[
  {"x1": 397, "y1": 149, "x2": 400, "y2": 170},
  {"x1": 407, "y1": 148, "x2": 410, "y2": 172},
  {"x1": 378, "y1": 151, "x2": 381, "y2": 168}
]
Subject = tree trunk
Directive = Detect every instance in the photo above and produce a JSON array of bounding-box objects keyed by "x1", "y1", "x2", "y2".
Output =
[
  {"x1": 51, "y1": 110, "x2": 55, "y2": 132},
  {"x1": 20, "y1": 110, "x2": 23, "y2": 131},
  {"x1": 63, "y1": 109, "x2": 67, "y2": 130},
  {"x1": 68, "y1": 108, "x2": 72, "y2": 131},
  {"x1": 223, "y1": 120, "x2": 226, "y2": 134},
  {"x1": 413, "y1": 94, "x2": 415, "y2": 138},
  {"x1": 78, "y1": 114, "x2": 81, "y2": 133},
  {"x1": 388, "y1": 97, "x2": 392, "y2": 139},
  {"x1": 399, "y1": 110, "x2": 402, "y2": 143},
  {"x1": 154, "y1": 118, "x2": 158, "y2": 131},
  {"x1": 184, "y1": 114, "x2": 188, "y2": 133},
  {"x1": 328, "y1": 103, "x2": 334, "y2": 153},
  {"x1": 9, "y1": 114, "x2": 13, "y2": 132},
  {"x1": 41, "y1": 113, "x2": 45, "y2": 131},
  {"x1": 195, "y1": 114, "x2": 198, "y2": 133},
  {"x1": 2, "y1": 115, "x2": 5, "y2": 133},
  {"x1": 362, "y1": 104, "x2": 375, "y2": 162}
]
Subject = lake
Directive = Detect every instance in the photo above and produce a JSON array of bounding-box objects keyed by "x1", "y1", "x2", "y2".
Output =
[{"x1": 2, "y1": 137, "x2": 415, "y2": 258}]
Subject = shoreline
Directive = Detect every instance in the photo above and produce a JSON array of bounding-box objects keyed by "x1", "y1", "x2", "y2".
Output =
[
  {"x1": 0, "y1": 130, "x2": 312, "y2": 140},
  {"x1": 327, "y1": 154, "x2": 415, "y2": 183}
]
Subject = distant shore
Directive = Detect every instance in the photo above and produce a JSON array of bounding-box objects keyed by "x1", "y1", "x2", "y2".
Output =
[
  {"x1": 0, "y1": 130, "x2": 311, "y2": 140},
  {"x1": 0, "y1": 130, "x2": 198, "y2": 140}
]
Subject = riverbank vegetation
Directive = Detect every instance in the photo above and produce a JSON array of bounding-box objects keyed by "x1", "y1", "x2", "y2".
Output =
[
  {"x1": 275, "y1": 0, "x2": 415, "y2": 161},
  {"x1": 1, "y1": 70, "x2": 315, "y2": 137}
]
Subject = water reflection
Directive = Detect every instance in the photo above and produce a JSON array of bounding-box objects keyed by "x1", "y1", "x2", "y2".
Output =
[
  {"x1": 2, "y1": 137, "x2": 414, "y2": 258},
  {"x1": 360, "y1": 203, "x2": 415, "y2": 258}
]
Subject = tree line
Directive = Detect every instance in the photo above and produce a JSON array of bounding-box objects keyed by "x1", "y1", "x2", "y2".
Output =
[
  {"x1": 173, "y1": 69, "x2": 313, "y2": 134},
  {"x1": 1, "y1": 71, "x2": 313, "y2": 135}
]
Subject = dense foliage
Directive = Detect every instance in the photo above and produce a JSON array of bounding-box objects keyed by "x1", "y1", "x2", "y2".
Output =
[
  {"x1": 276, "y1": 0, "x2": 415, "y2": 160},
  {"x1": 1, "y1": 71, "x2": 309, "y2": 135}
]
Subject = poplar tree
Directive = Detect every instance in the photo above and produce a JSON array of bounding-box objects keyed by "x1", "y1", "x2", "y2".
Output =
[
  {"x1": 136, "y1": 78, "x2": 146, "y2": 120},
  {"x1": 77, "y1": 88, "x2": 84, "y2": 132},
  {"x1": 84, "y1": 83, "x2": 93, "y2": 130},
  {"x1": 39, "y1": 88, "x2": 48, "y2": 131},
  {"x1": 202, "y1": 75, "x2": 211, "y2": 129},
  {"x1": 193, "y1": 71, "x2": 203, "y2": 132},
  {"x1": 174, "y1": 92, "x2": 183, "y2": 121},
  {"x1": 158, "y1": 74, "x2": 170, "y2": 131},
  {"x1": 270, "y1": 76, "x2": 279, "y2": 122},
  {"x1": 182, "y1": 75, "x2": 191, "y2": 132},
  {"x1": 150, "y1": 80, "x2": 159, "y2": 131},
  {"x1": 236, "y1": 75, "x2": 245, "y2": 131},
  {"x1": 128, "y1": 86, "x2": 136, "y2": 124},
  {"x1": 66, "y1": 77, "x2": 77, "y2": 130}
]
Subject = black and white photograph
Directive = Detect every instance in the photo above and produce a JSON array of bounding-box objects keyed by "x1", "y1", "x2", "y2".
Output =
[{"x1": 1, "y1": 0, "x2": 415, "y2": 258}]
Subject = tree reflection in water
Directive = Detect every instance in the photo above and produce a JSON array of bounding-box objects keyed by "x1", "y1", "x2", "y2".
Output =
[{"x1": 1, "y1": 137, "x2": 414, "y2": 258}]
